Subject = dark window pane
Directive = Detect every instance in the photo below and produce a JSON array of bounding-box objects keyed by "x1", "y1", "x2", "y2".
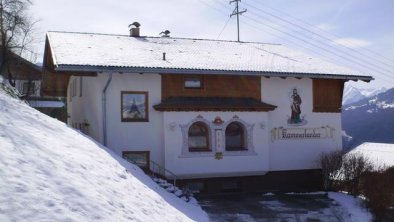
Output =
[
  {"x1": 188, "y1": 122, "x2": 209, "y2": 151},
  {"x1": 22, "y1": 82, "x2": 35, "y2": 95},
  {"x1": 122, "y1": 152, "x2": 149, "y2": 170},
  {"x1": 184, "y1": 77, "x2": 202, "y2": 88},
  {"x1": 225, "y1": 122, "x2": 245, "y2": 150}
]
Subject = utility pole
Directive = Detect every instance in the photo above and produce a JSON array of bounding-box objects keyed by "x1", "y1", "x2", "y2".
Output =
[{"x1": 230, "y1": 0, "x2": 247, "y2": 42}]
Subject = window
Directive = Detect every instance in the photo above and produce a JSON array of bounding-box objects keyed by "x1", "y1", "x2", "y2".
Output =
[
  {"x1": 79, "y1": 77, "x2": 83, "y2": 97},
  {"x1": 180, "y1": 116, "x2": 256, "y2": 158},
  {"x1": 69, "y1": 82, "x2": 71, "y2": 102},
  {"x1": 122, "y1": 151, "x2": 150, "y2": 171},
  {"x1": 188, "y1": 122, "x2": 210, "y2": 152},
  {"x1": 73, "y1": 78, "x2": 77, "y2": 97},
  {"x1": 70, "y1": 78, "x2": 77, "y2": 98},
  {"x1": 22, "y1": 82, "x2": 35, "y2": 95},
  {"x1": 184, "y1": 76, "x2": 203, "y2": 89},
  {"x1": 225, "y1": 122, "x2": 246, "y2": 151},
  {"x1": 313, "y1": 79, "x2": 344, "y2": 113}
]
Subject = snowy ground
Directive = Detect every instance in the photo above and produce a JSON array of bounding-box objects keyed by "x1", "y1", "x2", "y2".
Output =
[
  {"x1": 200, "y1": 192, "x2": 372, "y2": 222},
  {"x1": 0, "y1": 85, "x2": 208, "y2": 221}
]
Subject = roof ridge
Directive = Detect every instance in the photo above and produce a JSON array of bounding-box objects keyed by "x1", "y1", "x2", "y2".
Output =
[{"x1": 46, "y1": 30, "x2": 282, "y2": 46}]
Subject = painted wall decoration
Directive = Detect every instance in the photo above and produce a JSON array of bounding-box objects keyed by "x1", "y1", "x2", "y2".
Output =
[
  {"x1": 121, "y1": 91, "x2": 149, "y2": 122},
  {"x1": 288, "y1": 88, "x2": 307, "y2": 126},
  {"x1": 270, "y1": 126, "x2": 335, "y2": 142},
  {"x1": 179, "y1": 115, "x2": 257, "y2": 158}
]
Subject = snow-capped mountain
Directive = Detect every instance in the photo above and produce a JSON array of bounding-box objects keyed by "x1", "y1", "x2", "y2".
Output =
[
  {"x1": 342, "y1": 87, "x2": 394, "y2": 149},
  {"x1": 342, "y1": 84, "x2": 387, "y2": 105}
]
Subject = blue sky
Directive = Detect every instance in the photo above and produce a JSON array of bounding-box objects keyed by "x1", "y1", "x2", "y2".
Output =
[{"x1": 31, "y1": 0, "x2": 394, "y2": 89}]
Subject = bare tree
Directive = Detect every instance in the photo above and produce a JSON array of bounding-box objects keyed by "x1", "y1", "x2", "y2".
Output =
[
  {"x1": 0, "y1": 0, "x2": 37, "y2": 88},
  {"x1": 319, "y1": 150, "x2": 344, "y2": 191},
  {"x1": 342, "y1": 152, "x2": 373, "y2": 196}
]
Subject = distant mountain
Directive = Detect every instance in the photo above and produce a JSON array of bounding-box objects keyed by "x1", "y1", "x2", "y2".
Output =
[
  {"x1": 342, "y1": 87, "x2": 394, "y2": 150},
  {"x1": 343, "y1": 85, "x2": 387, "y2": 105}
]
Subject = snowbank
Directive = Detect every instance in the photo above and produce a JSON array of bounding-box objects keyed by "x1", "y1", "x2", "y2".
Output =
[
  {"x1": 0, "y1": 88, "x2": 208, "y2": 221},
  {"x1": 328, "y1": 192, "x2": 372, "y2": 222}
]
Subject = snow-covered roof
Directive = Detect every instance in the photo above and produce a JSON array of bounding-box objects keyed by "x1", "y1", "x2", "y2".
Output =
[
  {"x1": 348, "y1": 142, "x2": 394, "y2": 168},
  {"x1": 46, "y1": 31, "x2": 372, "y2": 81},
  {"x1": 28, "y1": 100, "x2": 64, "y2": 108}
]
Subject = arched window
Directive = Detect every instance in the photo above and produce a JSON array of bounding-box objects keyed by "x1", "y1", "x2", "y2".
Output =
[
  {"x1": 188, "y1": 122, "x2": 210, "y2": 152},
  {"x1": 225, "y1": 122, "x2": 246, "y2": 151}
]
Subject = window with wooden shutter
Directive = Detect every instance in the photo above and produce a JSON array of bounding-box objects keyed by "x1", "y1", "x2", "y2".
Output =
[{"x1": 313, "y1": 79, "x2": 344, "y2": 113}]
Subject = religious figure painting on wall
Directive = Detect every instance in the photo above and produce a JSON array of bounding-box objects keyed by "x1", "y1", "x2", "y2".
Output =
[{"x1": 288, "y1": 88, "x2": 307, "y2": 126}]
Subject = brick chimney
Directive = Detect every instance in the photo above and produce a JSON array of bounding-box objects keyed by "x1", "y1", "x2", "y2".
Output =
[{"x1": 129, "y1": 22, "x2": 141, "y2": 37}]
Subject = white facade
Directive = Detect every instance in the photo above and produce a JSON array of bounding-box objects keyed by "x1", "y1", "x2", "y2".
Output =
[
  {"x1": 67, "y1": 73, "x2": 342, "y2": 179},
  {"x1": 262, "y1": 78, "x2": 342, "y2": 171},
  {"x1": 163, "y1": 112, "x2": 269, "y2": 178},
  {"x1": 67, "y1": 73, "x2": 164, "y2": 166}
]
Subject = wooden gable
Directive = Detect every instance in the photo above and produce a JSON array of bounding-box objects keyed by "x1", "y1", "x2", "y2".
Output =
[
  {"x1": 161, "y1": 74, "x2": 261, "y2": 100},
  {"x1": 41, "y1": 37, "x2": 96, "y2": 97}
]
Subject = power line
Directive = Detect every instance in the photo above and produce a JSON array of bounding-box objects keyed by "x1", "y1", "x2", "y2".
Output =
[
  {"x1": 241, "y1": 16, "x2": 394, "y2": 83},
  {"x1": 216, "y1": 16, "x2": 232, "y2": 39},
  {"x1": 242, "y1": 8, "x2": 394, "y2": 76},
  {"x1": 242, "y1": 1, "x2": 394, "y2": 71},
  {"x1": 250, "y1": 1, "x2": 394, "y2": 65},
  {"x1": 242, "y1": 14, "x2": 394, "y2": 81},
  {"x1": 195, "y1": 0, "x2": 230, "y2": 17},
  {"x1": 196, "y1": 0, "x2": 394, "y2": 82},
  {"x1": 211, "y1": 0, "x2": 394, "y2": 81}
]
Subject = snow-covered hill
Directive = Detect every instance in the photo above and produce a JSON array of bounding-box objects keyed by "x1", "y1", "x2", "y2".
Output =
[
  {"x1": 0, "y1": 84, "x2": 208, "y2": 222},
  {"x1": 342, "y1": 87, "x2": 394, "y2": 149},
  {"x1": 343, "y1": 84, "x2": 387, "y2": 105}
]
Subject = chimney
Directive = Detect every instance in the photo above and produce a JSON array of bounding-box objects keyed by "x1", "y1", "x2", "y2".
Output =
[{"x1": 129, "y1": 22, "x2": 141, "y2": 37}]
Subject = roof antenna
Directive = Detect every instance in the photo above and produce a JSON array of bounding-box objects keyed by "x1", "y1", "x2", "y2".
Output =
[{"x1": 159, "y1": 30, "x2": 171, "y2": 37}]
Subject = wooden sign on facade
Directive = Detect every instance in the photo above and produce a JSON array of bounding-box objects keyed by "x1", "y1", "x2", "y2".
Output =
[{"x1": 271, "y1": 126, "x2": 335, "y2": 142}]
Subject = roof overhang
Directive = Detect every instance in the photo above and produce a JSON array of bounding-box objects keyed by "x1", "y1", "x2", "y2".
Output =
[{"x1": 54, "y1": 65, "x2": 374, "y2": 82}]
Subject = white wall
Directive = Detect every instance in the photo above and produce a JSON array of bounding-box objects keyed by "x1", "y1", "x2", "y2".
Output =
[
  {"x1": 262, "y1": 77, "x2": 342, "y2": 171},
  {"x1": 164, "y1": 112, "x2": 270, "y2": 179},
  {"x1": 67, "y1": 75, "x2": 103, "y2": 143},
  {"x1": 68, "y1": 73, "x2": 163, "y2": 165},
  {"x1": 105, "y1": 73, "x2": 163, "y2": 166},
  {"x1": 67, "y1": 74, "x2": 343, "y2": 178}
]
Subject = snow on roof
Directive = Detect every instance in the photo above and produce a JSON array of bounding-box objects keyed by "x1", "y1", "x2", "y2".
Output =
[
  {"x1": 0, "y1": 88, "x2": 208, "y2": 221},
  {"x1": 348, "y1": 142, "x2": 394, "y2": 168},
  {"x1": 28, "y1": 100, "x2": 64, "y2": 108},
  {"x1": 46, "y1": 31, "x2": 372, "y2": 80}
]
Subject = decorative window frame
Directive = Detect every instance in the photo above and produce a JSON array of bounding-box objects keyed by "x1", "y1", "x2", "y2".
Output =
[
  {"x1": 188, "y1": 121, "x2": 211, "y2": 152},
  {"x1": 179, "y1": 115, "x2": 256, "y2": 158},
  {"x1": 222, "y1": 116, "x2": 256, "y2": 156},
  {"x1": 180, "y1": 115, "x2": 214, "y2": 157},
  {"x1": 224, "y1": 121, "x2": 246, "y2": 151}
]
